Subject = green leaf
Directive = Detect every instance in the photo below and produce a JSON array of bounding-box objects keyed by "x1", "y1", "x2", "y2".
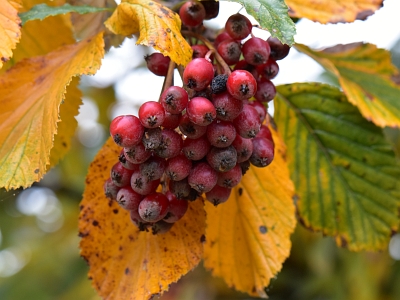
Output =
[
  {"x1": 274, "y1": 82, "x2": 400, "y2": 251},
  {"x1": 19, "y1": 3, "x2": 113, "y2": 25},
  {"x1": 295, "y1": 43, "x2": 400, "y2": 128},
  {"x1": 229, "y1": 0, "x2": 296, "y2": 46}
]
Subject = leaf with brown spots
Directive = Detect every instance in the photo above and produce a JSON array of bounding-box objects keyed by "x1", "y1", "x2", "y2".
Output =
[
  {"x1": 203, "y1": 127, "x2": 296, "y2": 298},
  {"x1": 104, "y1": 0, "x2": 192, "y2": 66},
  {"x1": 0, "y1": 0, "x2": 22, "y2": 69},
  {"x1": 79, "y1": 138, "x2": 206, "y2": 300},
  {"x1": 286, "y1": 0, "x2": 383, "y2": 23},
  {"x1": 0, "y1": 32, "x2": 104, "y2": 190},
  {"x1": 296, "y1": 43, "x2": 400, "y2": 128}
]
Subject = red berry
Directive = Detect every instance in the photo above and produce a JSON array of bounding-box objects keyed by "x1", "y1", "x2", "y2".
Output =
[
  {"x1": 233, "y1": 104, "x2": 261, "y2": 138},
  {"x1": 111, "y1": 162, "x2": 134, "y2": 187},
  {"x1": 155, "y1": 128, "x2": 183, "y2": 159},
  {"x1": 166, "y1": 154, "x2": 192, "y2": 181},
  {"x1": 118, "y1": 149, "x2": 139, "y2": 170},
  {"x1": 162, "y1": 111, "x2": 181, "y2": 129},
  {"x1": 202, "y1": 0, "x2": 219, "y2": 20},
  {"x1": 131, "y1": 170, "x2": 160, "y2": 195},
  {"x1": 267, "y1": 36, "x2": 290, "y2": 60},
  {"x1": 169, "y1": 178, "x2": 191, "y2": 199},
  {"x1": 207, "y1": 146, "x2": 237, "y2": 172},
  {"x1": 183, "y1": 58, "x2": 214, "y2": 91},
  {"x1": 214, "y1": 31, "x2": 231, "y2": 48},
  {"x1": 116, "y1": 187, "x2": 143, "y2": 211},
  {"x1": 255, "y1": 78, "x2": 276, "y2": 103},
  {"x1": 179, "y1": 113, "x2": 207, "y2": 139},
  {"x1": 138, "y1": 101, "x2": 165, "y2": 128},
  {"x1": 250, "y1": 137, "x2": 274, "y2": 167},
  {"x1": 188, "y1": 162, "x2": 218, "y2": 193},
  {"x1": 145, "y1": 53, "x2": 170, "y2": 76},
  {"x1": 138, "y1": 192, "x2": 169, "y2": 223},
  {"x1": 205, "y1": 185, "x2": 231, "y2": 206},
  {"x1": 257, "y1": 125, "x2": 274, "y2": 143},
  {"x1": 242, "y1": 37, "x2": 271, "y2": 65},
  {"x1": 104, "y1": 178, "x2": 120, "y2": 200},
  {"x1": 160, "y1": 86, "x2": 188, "y2": 114},
  {"x1": 217, "y1": 39, "x2": 242, "y2": 66},
  {"x1": 249, "y1": 100, "x2": 267, "y2": 123},
  {"x1": 225, "y1": 13, "x2": 252, "y2": 40},
  {"x1": 211, "y1": 92, "x2": 243, "y2": 121},
  {"x1": 124, "y1": 143, "x2": 151, "y2": 164},
  {"x1": 187, "y1": 97, "x2": 216, "y2": 126},
  {"x1": 226, "y1": 70, "x2": 257, "y2": 100},
  {"x1": 183, "y1": 136, "x2": 211, "y2": 161},
  {"x1": 206, "y1": 120, "x2": 237, "y2": 148},
  {"x1": 140, "y1": 156, "x2": 166, "y2": 181},
  {"x1": 192, "y1": 44, "x2": 209, "y2": 59},
  {"x1": 217, "y1": 164, "x2": 242, "y2": 188},
  {"x1": 179, "y1": 1, "x2": 206, "y2": 28},
  {"x1": 110, "y1": 115, "x2": 144, "y2": 148},
  {"x1": 257, "y1": 58, "x2": 279, "y2": 80},
  {"x1": 232, "y1": 134, "x2": 253, "y2": 163},
  {"x1": 163, "y1": 191, "x2": 189, "y2": 223}
]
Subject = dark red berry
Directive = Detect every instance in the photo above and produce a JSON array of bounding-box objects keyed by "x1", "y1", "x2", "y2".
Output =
[
  {"x1": 162, "y1": 111, "x2": 181, "y2": 129},
  {"x1": 131, "y1": 170, "x2": 160, "y2": 195},
  {"x1": 169, "y1": 178, "x2": 191, "y2": 199},
  {"x1": 232, "y1": 134, "x2": 253, "y2": 163},
  {"x1": 242, "y1": 37, "x2": 271, "y2": 65},
  {"x1": 160, "y1": 86, "x2": 188, "y2": 114},
  {"x1": 233, "y1": 104, "x2": 261, "y2": 138},
  {"x1": 267, "y1": 37, "x2": 290, "y2": 60},
  {"x1": 239, "y1": 160, "x2": 251, "y2": 175},
  {"x1": 138, "y1": 192, "x2": 169, "y2": 223},
  {"x1": 145, "y1": 53, "x2": 170, "y2": 76},
  {"x1": 116, "y1": 187, "x2": 143, "y2": 211},
  {"x1": 234, "y1": 59, "x2": 259, "y2": 78},
  {"x1": 192, "y1": 44, "x2": 209, "y2": 59},
  {"x1": 166, "y1": 154, "x2": 192, "y2": 181},
  {"x1": 179, "y1": 113, "x2": 207, "y2": 139},
  {"x1": 225, "y1": 13, "x2": 252, "y2": 40},
  {"x1": 140, "y1": 156, "x2": 166, "y2": 181},
  {"x1": 125, "y1": 143, "x2": 152, "y2": 164},
  {"x1": 214, "y1": 31, "x2": 231, "y2": 48},
  {"x1": 119, "y1": 149, "x2": 139, "y2": 170},
  {"x1": 202, "y1": 0, "x2": 219, "y2": 20},
  {"x1": 255, "y1": 78, "x2": 276, "y2": 103},
  {"x1": 179, "y1": 1, "x2": 206, "y2": 28},
  {"x1": 110, "y1": 115, "x2": 144, "y2": 148},
  {"x1": 249, "y1": 100, "x2": 267, "y2": 123},
  {"x1": 211, "y1": 92, "x2": 243, "y2": 121},
  {"x1": 187, "y1": 97, "x2": 216, "y2": 126},
  {"x1": 250, "y1": 137, "x2": 274, "y2": 167},
  {"x1": 217, "y1": 164, "x2": 242, "y2": 188},
  {"x1": 163, "y1": 191, "x2": 189, "y2": 223},
  {"x1": 206, "y1": 120, "x2": 236, "y2": 148},
  {"x1": 257, "y1": 125, "x2": 274, "y2": 143},
  {"x1": 104, "y1": 178, "x2": 120, "y2": 200},
  {"x1": 183, "y1": 136, "x2": 211, "y2": 161},
  {"x1": 217, "y1": 39, "x2": 241, "y2": 66},
  {"x1": 155, "y1": 128, "x2": 183, "y2": 159},
  {"x1": 139, "y1": 101, "x2": 165, "y2": 128},
  {"x1": 188, "y1": 162, "x2": 218, "y2": 193},
  {"x1": 206, "y1": 146, "x2": 237, "y2": 172},
  {"x1": 257, "y1": 58, "x2": 279, "y2": 80},
  {"x1": 205, "y1": 185, "x2": 231, "y2": 206},
  {"x1": 226, "y1": 70, "x2": 257, "y2": 100},
  {"x1": 183, "y1": 58, "x2": 214, "y2": 91},
  {"x1": 111, "y1": 162, "x2": 133, "y2": 187}
]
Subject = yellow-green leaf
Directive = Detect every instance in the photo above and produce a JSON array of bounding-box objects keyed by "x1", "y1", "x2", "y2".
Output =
[
  {"x1": 0, "y1": 0, "x2": 22, "y2": 68},
  {"x1": 79, "y1": 138, "x2": 206, "y2": 300},
  {"x1": 275, "y1": 82, "x2": 400, "y2": 251},
  {"x1": 104, "y1": 0, "x2": 192, "y2": 66},
  {"x1": 295, "y1": 43, "x2": 400, "y2": 128},
  {"x1": 0, "y1": 32, "x2": 104, "y2": 190},
  {"x1": 286, "y1": 0, "x2": 383, "y2": 23},
  {"x1": 204, "y1": 128, "x2": 296, "y2": 298}
]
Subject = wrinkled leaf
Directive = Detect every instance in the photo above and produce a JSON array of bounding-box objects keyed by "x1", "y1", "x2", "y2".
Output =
[
  {"x1": 286, "y1": 0, "x2": 383, "y2": 23},
  {"x1": 274, "y1": 82, "x2": 400, "y2": 251},
  {"x1": 105, "y1": 0, "x2": 192, "y2": 66},
  {"x1": 204, "y1": 128, "x2": 296, "y2": 298},
  {"x1": 79, "y1": 138, "x2": 206, "y2": 300},
  {"x1": 0, "y1": 32, "x2": 104, "y2": 190},
  {"x1": 231, "y1": 0, "x2": 295, "y2": 46},
  {"x1": 19, "y1": 3, "x2": 111, "y2": 25},
  {"x1": 0, "y1": 0, "x2": 22, "y2": 69},
  {"x1": 69, "y1": 0, "x2": 124, "y2": 50},
  {"x1": 296, "y1": 43, "x2": 400, "y2": 128}
]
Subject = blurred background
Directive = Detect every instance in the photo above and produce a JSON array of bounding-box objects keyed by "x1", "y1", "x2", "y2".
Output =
[{"x1": 1, "y1": 0, "x2": 400, "y2": 299}]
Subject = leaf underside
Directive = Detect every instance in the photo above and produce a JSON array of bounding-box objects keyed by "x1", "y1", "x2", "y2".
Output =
[{"x1": 275, "y1": 82, "x2": 400, "y2": 251}]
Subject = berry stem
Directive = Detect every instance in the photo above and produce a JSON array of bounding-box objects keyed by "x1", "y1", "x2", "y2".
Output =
[
  {"x1": 181, "y1": 30, "x2": 231, "y2": 75},
  {"x1": 161, "y1": 60, "x2": 176, "y2": 96}
]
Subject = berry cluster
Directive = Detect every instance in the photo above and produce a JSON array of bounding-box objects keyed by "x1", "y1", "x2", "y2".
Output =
[{"x1": 104, "y1": 0, "x2": 290, "y2": 234}]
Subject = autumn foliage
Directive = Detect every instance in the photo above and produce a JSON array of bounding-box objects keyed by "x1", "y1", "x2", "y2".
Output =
[{"x1": 1, "y1": 0, "x2": 400, "y2": 299}]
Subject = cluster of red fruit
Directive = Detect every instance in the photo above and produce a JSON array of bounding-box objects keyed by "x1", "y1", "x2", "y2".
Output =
[{"x1": 104, "y1": 0, "x2": 290, "y2": 234}]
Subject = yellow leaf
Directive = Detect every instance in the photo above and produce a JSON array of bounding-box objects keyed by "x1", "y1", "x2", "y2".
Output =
[
  {"x1": 105, "y1": 0, "x2": 192, "y2": 66},
  {"x1": 0, "y1": 32, "x2": 104, "y2": 190},
  {"x1": 295, "y1": 43, "x2": 400, "y2": 128},
  {"x1": 286, "y1": 0, "x2": 383, "y2": 23},
  {"x1": 203, "y1": 128, "x2": 296, "y2": 298},
  {"x1": 79, "y1": 138, "x2": 206, "y2": 300},
  {"x1": 0, "y1": 0, "x2": 22, "y2": 68}
]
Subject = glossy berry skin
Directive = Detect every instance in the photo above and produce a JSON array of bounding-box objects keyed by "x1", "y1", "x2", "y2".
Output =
[
  {"x1": 217, "y1": 39, "x2": 241, "y2": 66},
  {"x1": 155, "y1": 129, "x2": 183, "y2": 159},
  {"x1": 165, "y1": 154, "x2": 192, "y2": 181},
  {"x1": 110, "y1": 115, "x2": 144, "y2": 148},
  {"x1": 145, "y1": 53, "x2": 170, "y2": 76},
  {"x1": 138, "y1": 192, "x2": 170, "y2": 223},
  {"x1": 179, "y1": 1, "x2": 206, "y2": 28},
  {"x1": 257, "y1": 125, "x2": 274, "y2": 143},
  {"x1": 187, "y1": 97, "x2": 216, "y2": 126},
  {"x1": 192, "y1": 44, "x2": 209, "y2": 59},
  {"x1": 217, "y1": 164, "x2": 242, "y2": 188},
  {"x1": 250, "y1": 137, "x2": 275, "y2": 167},
  {"x1": 225, "y1": 13, "x2": 252, "y2": 40},
  {"x1": 255, "y1": 79, "x2": 276, "y2": 103},
  {"x1": 183, "y1": 136, "x2": 211, "y2": 161},
  {"x1": 163, "y1": 191, "x2": 189, "y2": 223},
  {"x1": 267, "y1": 37, "x2": 290, "y2": 60},
  {"x1": 207, "y1": 146, "x2": 237, "y2": 172},
  {"x1": 162, "y1": 111, "x2": 181, "y2": 129},
  {"x1": 131, "y1": 170, "x2": 160, "y2": 195},
  {"x1": 249, "y1": 100, "x2": 267, "y2": 123},
  {"x1": 188, "y1": 162, "x2": 218, "y2": 193},
  {"x1": 183, "y1": 58, "x2": 214, "y2": 91},
  {"x1": 232, "y1": 134, "x2": 253, "y2": 163},
  {"x1": 111, "y1": 162, "x2": 134, "y2": 187},
  {"x1": 234, "y1": 59, "x2": 259, "y2": 78},
  {"x1": 160, "y1": 86, "x2": 188, "y2": 114},
  {"x1": 227, "y1": 70, "x2": 257, "y2": 100},
  {"x1": 207, "y1": 120, "x2": 236, "y2": 148},
  {"x1": 139, "y1": 101, "x2": 165, "y2": 128},
  {"x1": 116, "y1": 187, "x2": 143, "y2": 211},
  {"x1": 212, "y1": 92, "x2": 243, "y2": 121},
  {"x1": 233, "y1": 104, "x2": 261, "y2": 138},
  {"x1": 257, "y1": 58, "x2": 279, "y2": 80},
  {"x1": 179, "y1": 113, "x2": 207, "y2": 139},
  {"x1": 242, "y1": 37, "x2": 271, "y2": 65},
  {"x1": 104, "y1": 178, "x2": 120, "y2": 200},
  {"x1": 124, "y1": 143, "x2": 151, "y2": 164},
  {"x1": 206, "y1": 185, "x2": 231, "y2": 206}
]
